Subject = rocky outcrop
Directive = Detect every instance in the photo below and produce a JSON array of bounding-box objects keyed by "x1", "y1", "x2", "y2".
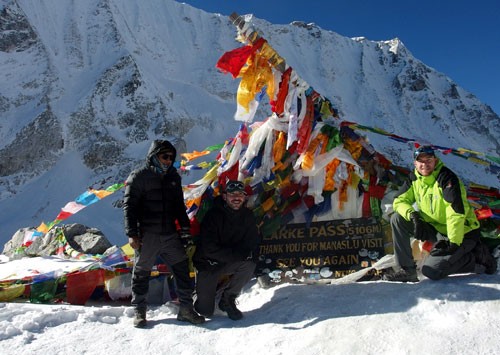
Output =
[{"x1": 3, "y1": 224, "x2": 113, "y2": 259}]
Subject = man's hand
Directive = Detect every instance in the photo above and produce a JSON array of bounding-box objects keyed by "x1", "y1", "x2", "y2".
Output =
[
  {"x1": 410, "y1": 212, "x2": 426, "y2": 240},
  {"x1": 179, "y1": 227, "x2": 193, "y2": 247},
  {"x1": 128, "y1": 236, "x2": 142, "y2": 250},
  {"x1": 430, "y1": 240, "x2": 459, "y2": 257}
]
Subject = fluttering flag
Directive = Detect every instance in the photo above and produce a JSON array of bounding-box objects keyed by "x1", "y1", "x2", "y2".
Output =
[
  {"x1": 180, "y1": 12, "x2": 500, "y2": 241},
  {"x1": 23, "y1": 183, "x2": 126, "y2": 248},
  {"x1": 344, "y1": 122, "x2": 500, "y2": 170}
]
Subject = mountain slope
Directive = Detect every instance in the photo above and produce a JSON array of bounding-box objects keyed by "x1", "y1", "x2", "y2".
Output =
[{"x1": 0, "y1": 0, "x2": 498, "y2": 246}]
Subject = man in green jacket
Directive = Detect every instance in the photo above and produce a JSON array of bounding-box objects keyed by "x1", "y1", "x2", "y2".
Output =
[{"x1": 384, "y1": 145, "x2": 496, "y2": 282}]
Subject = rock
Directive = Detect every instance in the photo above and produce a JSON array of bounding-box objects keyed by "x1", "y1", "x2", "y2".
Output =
[
  {"x1": 2, "y1": 224, "x2": 113, "y2": 259},
  {"x1": 2, "y1": 227, "x2": 34, "y2": 259},
  {"x1": 64, "y1": 224, "x2": 113, "y2": 255}
]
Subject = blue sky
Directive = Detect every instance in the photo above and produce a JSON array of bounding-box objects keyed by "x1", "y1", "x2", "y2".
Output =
[{"x1": 180, "y1": 0, "x2": 500, "y2": 115}]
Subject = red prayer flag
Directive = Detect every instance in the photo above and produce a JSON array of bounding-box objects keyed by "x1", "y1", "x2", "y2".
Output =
[{"x1": 216, "y1": 38, "x2": 266, "y2": 78}]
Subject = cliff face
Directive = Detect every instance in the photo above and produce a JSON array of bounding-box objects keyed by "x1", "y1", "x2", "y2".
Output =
[{"x1": 0, "y1": 0, "x2": 498, "y2": 244}]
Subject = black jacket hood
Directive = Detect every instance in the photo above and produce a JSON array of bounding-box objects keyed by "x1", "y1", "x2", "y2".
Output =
[{"x1": 146, "y1": 140, "x2": 177, "y2": 166}]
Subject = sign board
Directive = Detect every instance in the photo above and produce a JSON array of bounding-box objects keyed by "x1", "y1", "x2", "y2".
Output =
[{"x1": 256, "y1": 217, "x2": 385, "y2": 285}]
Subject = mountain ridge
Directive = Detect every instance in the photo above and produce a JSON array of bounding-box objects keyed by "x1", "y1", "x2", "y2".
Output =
[{"x1": 0, "y1": 0, "x2": 498, "y2": 246}]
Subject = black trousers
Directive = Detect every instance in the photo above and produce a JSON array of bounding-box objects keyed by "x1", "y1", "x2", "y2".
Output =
[
  {"x1": 390, "y1": 212, "x2": 480, "y2": 280},
  {"x1": 194, "y1": 260, "x2": 256, "y2": 317},
  {"x1": 131, "y1": 232, "x2": 193, "y2": 311}
]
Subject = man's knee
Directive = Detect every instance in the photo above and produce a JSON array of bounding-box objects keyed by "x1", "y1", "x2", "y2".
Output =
[
  {"x1": 421, "y1": 257, "x2": 451, "y2": 280},
  {"x1": 421, "y1": 264, "x2": 445, "y2": 280}
]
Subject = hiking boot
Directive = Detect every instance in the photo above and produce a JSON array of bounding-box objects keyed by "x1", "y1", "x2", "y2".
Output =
[
  {"x1": 218, "y1": 294, "x2": 243, "y2": 321},
  {"x1": 382, "y1": 267, "x2": 419, "y2": 283},
  {"x1": 133, "y1": 309, "x2": 147, "y2": 328},
  {"x1": 474, "y1": 242, "x2": 497, "y2": 275},
  {"x1": 177, "y1": 306, "x2": 205, "y2": 325}
]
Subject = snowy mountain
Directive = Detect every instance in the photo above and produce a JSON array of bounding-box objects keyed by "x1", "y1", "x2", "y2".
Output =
[{"x1": 0, "y1": 0, "x2": 498, "y2": 247}]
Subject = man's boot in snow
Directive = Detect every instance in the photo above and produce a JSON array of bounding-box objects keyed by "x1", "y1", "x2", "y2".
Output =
[
  {"x1": 218, "y1": 294, "x2": 243, "y2": 320},
  {"x1": 177, "y1": 305, "x2": 205, "y2": 325},
  {"x1": 133, "y1": 308, "x2": 147, "y2": 328}
]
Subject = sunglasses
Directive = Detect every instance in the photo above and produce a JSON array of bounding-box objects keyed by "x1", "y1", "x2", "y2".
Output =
[
  {"x1": 227, "y1": 181, "x2": 244, "y2": 189},
  {"x1": 159, "y1": 153, "x2": 174, "y2": 160},
  {"x1": 225, "y1": 181, "x2": 245, "y2": 193}
]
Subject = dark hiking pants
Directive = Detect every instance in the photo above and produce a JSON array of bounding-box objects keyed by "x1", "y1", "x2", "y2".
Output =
[
  {"x1": 390, "y1": 212, "x2": 479, "y2": 280},
  {"x1": 194, "y1": 260, "x2": 256, "y2": 317},
  {"x1": 131, "y1": 232, "x2": 193, "y2": 311}
]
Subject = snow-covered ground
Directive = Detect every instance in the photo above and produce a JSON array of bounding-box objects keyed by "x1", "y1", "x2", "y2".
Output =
[{"x1": 1, "y1": 254, "x2": 499, "y2": 355}]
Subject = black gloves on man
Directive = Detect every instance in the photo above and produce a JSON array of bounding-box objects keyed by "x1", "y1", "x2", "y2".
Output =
[
  {"x1": 410, "y1": 212, "x2": 426, "y2": 240},
  {"x1": 430, "y1": 239, "x2": 459, "y2": 257},
  {"x1": 410, "y1": 211, "x2": 460, "y2": 258}
]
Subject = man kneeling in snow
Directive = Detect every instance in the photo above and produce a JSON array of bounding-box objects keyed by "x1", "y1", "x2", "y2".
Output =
[
  {"x1": 193, "y1": 180, "x2": 261, "y2": 320},
  {"x1": 383, "y1": 145, "x2": 497, "y2": 282}
]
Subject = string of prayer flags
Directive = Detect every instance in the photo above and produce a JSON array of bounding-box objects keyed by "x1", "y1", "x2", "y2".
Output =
[
  {"x1": 22, "y1": 183, "x2": 125, "y2": 248},
  {"x1": 180, "y1": 143, "x2": 225, "y2": 162},
  {"x1": 343, "y1": 121, "x2": 500, "y2": 171}
]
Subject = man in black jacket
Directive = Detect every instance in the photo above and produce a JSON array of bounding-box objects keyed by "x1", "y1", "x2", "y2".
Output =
[
  {"x1": 193, "y1": 180, "x2": 261, "y2": 320},
  {"x1": 123, "y1": 140, "x2": 204, "y2": 327}
]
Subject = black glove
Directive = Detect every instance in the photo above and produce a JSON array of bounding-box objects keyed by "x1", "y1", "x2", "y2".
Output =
[
  {"x1": 410, "y1": 212, "x2": 426, "y2": 240},
  {"x1": 430, "y1": 240, "x2": 459, "y2": 257},
  {"x1": 179, "y1": 227, "x2": 193, "y2": 247}
]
